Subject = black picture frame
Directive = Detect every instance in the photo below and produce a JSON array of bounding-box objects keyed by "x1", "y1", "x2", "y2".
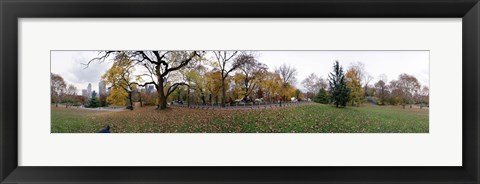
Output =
[{"x1": 1, "y1": 0, "x2": 479, "y2": 183}]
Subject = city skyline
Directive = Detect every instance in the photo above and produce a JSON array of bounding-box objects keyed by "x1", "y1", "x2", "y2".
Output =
[
  {"x1": 77, "y1": 80, "x2": 112, "y2": 98},
  {"x1": 75, "y1": 80, "x2": 155, "y2": 98}
]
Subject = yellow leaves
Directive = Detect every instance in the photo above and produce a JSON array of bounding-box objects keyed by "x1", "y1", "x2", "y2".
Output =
[
  {"x1": 107, "y1": 86, "x2": 128, "y2": 106},
  {"x1": 101, "y1": 52, "x2": 139, "y2": 106},
  {"x1": 346, "y1": 68, "x2": 364, "y2": 105},
  {"x1": 205, "y1": 70, "x2": 229, "y2": 96}
]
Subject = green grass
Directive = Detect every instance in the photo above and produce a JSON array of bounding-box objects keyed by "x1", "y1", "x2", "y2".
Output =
[
  {"x1": 51, "y1": 107, "x2": 114, "y2": 133},
  {"x1": 51, "y1": 103, "x2": 428, "y2": 133}
]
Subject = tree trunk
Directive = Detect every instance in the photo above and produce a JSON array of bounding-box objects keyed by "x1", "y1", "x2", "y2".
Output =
[
  {"x1": 154, "y1": 75, "x2": 168, "y2": 110},
  {"x1": 128, "y1": 92, "x2": 134, "y2": 110},
  {"x1": 187, "y1": 86, "x2": 190, "y2": 107},
  {"x1": 154, "y1": 67, "x2": 168, "y2": 110},
  {"x1": 364, "y1": 85, "x2": 368, "y2": 96},
  {"x1": 244, "y1": 80, "x2": 250, "y2": 100},
  {"x1": 201, "y1": 93, "x2": 206, "y2": 105},
  {"x1": 157, "y1": 87, "x2": 167, "y2": 109},
  {"x1": 279, "y1": 95, "x2": 282, "y2": 107},
  {"x1": 221, "y1": 77, "x2": 226, "y2": 107},
  {"x1": 139, "y1": 93, "x2": 143, "y2": 107}
]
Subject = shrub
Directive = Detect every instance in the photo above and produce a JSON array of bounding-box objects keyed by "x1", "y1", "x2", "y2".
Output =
[{"x1": 314, "y1": 88, "x2": 330, "y2": 104}]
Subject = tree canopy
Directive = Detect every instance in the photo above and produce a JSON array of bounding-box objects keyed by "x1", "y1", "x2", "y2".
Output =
[
  {"x1": 328, "y1": 61, "x2": 350, "y2": 108},
  {"x1": 76, "y1": 51, "x2": 429, "y2": 110}
]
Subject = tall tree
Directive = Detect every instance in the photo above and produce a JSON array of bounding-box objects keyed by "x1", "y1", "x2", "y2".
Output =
[
  {"x1": 275, "y1": 63, "x2": 297, "y2": 106},
  {"x1": 102, "y1": 53, "x2": 138, "y2": 110},
  {"x1": 397, "y1": 73, "x2": 421, "y2": 109},
  {"x1": 212, "y1": 51, "x2": 240, "y2": 107},
  {"x1": 374, "y1": 80, "x2": 387, "y2": 105},
  {"x1": 235, "y1": 52, "x2": 267, "y2": 99},
  {"x1": 89, "y1": 51, "x2": 203, "y2": 110},
  {"x1": 260, "y1": 71, "x2": 283, "y2": 103},
  {"x1": 417, "y1": 86, "x2": 429, "y2": 108},
  {"x1": 205, "y1": 70, "x2": 228, "y2": 105},
  {"x1": 294, "y1": 89, "x2": 302, "y2": 100},
  {"x1": 65, "y1": 84, "x2": 78, "y2": 108},
  {"x1": 345, "y1": 68, "x2": 364, "y2": 106},
  {"x1": 328, "y1": 61, "x2": 350, "y2": 108},
  {"x1": 301, "y1": 73, "x2": 327, "y2": 99},
  {"x1": 387, "y1": 80, "x2": 404, "y2": 105},
  {"x1": 108, "y1": 87, "x2": 128, "y2": 106},
  {"x1": 182, "y1": 69, "x2": 194, "y2": 107},
  {"x1": 187, "y1": 65, "x2": 208, "y2": 105},
  {"x1": 51, "y1": 73, "x2": 67, "y2": 107},
  {"x1": 180, "y1": 64, "x2": 206, "y2": 107},
  {"x1": 349, "y1": 62, "x2": 373, "y2": 96}
]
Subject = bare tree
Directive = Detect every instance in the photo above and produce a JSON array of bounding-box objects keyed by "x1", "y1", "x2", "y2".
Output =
[
  {"x1": 51, "y1": 73, "x2": 67, "y2": 107},
  {"x1": 301, "y1": 73, "x2": 327, "y2": 99},
  {"x1": 349, "y1": 62, "x2": 373, "y2": 96},
  {"x1": 374, "y1": 80, "x2": 387, "y2": 105},
  {"x1": 212, "y1": 51, "x2": 240, "y2": 107},
  {"x1": 397, "y1": 73, "x2": 421, "y2": 109},
  {"x1": 275, "y1": 63, "x2": 297, "y2": 106},
  {"x1": 417, "y1": 86, "x2": 429, "y2": 109},
  {"x1": 65, "y1": 84, "x2": 77, "y2": 108}
]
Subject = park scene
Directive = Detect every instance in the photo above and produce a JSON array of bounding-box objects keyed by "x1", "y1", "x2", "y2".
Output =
[{"x1": 51, "y1": 50, "x2": 429, "y2": 133}]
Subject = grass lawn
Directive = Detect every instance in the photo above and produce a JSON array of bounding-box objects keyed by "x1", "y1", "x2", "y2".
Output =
[{"x1": 51, "y1": 103, "x2": 428, "y2": 133}]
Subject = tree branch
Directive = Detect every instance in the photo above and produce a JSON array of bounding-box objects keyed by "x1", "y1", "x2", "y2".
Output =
[
  {"x1": 162, "y1": 51, "x2": 199, "y2": 77},
  {"x1": 166, "y1": 82, "x2": 189, "y2": 97},
  {"x1": 136, "y1": 51, "x2": 158, "y2": 65},
  {"x1": 82, "y1": 51, "x2": 117, "y2": 69}
]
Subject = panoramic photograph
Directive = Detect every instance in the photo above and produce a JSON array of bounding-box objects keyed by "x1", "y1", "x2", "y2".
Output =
[{"x1": 50, "y1": 50, "x2": 429, "y2": 133}]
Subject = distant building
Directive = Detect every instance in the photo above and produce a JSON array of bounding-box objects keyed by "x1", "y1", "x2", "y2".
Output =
[
  {"x1": 99, "y1": 80, "x2": 106, "y2": 96},
  {"x1": 87, "y1": 83, "x2": 92, "y2": 98},
  {"x1": 82, "y1": 89, "x2": 88, "y2": 98}
]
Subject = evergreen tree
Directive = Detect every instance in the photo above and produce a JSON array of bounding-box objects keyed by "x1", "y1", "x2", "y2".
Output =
[
  {"x1": 87, "y1": 91, "x2": 100, "y2": 108},
  {"x1": 314, "y1": 88, "x2": 329, "y2": 104},
  {"x1": 328, "y1": 61, "x2": 350, "y2": 108}
]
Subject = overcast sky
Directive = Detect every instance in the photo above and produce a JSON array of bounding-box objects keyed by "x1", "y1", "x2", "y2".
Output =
[{"x1": 51, "y1": 50, "x2": 429, "y2": 94}]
